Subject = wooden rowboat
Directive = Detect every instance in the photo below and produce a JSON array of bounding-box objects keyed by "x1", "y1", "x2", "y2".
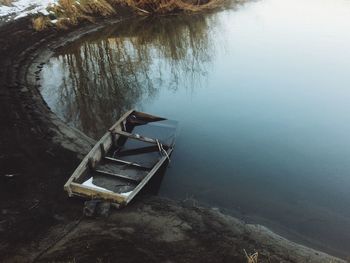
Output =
[{"x1": 64, "y1": 110, "x2": 177, "y2": 206}]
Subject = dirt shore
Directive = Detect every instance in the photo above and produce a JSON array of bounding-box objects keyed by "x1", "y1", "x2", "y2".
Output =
[{"x1": 0, "y1": 15, "x2": 346, "y2": 263}]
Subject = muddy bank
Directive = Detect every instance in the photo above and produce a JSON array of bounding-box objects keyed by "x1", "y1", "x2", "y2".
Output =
[
  {"x1": 12, "y1": 197, "x2": 344, "y2": 263},
  {"x1": 0, "y1": 15, "x2": 346, "y2": 263},
  {"x1": 0, "y1": 15, "x2": 114, "y2": 262}
]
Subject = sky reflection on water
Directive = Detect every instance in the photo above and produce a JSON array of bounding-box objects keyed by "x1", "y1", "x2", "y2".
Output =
[{"x1": 41, "y1": 0, "x2": 350, "y2": 257}]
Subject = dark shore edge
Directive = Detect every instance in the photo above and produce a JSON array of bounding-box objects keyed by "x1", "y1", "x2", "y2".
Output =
[{"x1": 0, "y1": 13, "x2": 346, "y2": 263}]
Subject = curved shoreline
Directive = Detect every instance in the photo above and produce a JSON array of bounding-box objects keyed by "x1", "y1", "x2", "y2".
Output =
[{"x1": 0, "y1": 16, "x2": 346, "y2": 262}]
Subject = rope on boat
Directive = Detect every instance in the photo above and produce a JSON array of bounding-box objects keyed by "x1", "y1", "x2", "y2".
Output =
[{"x1": 156, "y1": 139, "x2": 170, "y2": 162}]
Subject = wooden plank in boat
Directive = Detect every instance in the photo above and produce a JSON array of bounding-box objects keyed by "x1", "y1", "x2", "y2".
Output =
[
  {"x1": 109, "y1": 109, "x2": 135, "y2": 132},
  {"x1": 64, "y1": 132, "x2": 113, "y2": 195},
  {"x1": 113, "y1": 130, "x2": 161, "y2": 145},
  {"x1": 69, "y1": 182, "x2": 127, "y2": 204},
  {"x1": 129, "y1": 111, "x2": 166, "y2": 123},
  {"x1": 131, "y1": 119, "x2": 178, "y2": 146},
  {"x1": 113, "y1": 151, "x2": 161, "y2": 170},
  {"x1": 95, "y1": 161, "x2": 148, "y2": 182},
  {"x1": 91, "y1": 174, "x2": 136, "y2": 193},
  {"x1": 103, "y1": 156, "x2": 144, "y2": 168},
  {"x1": 64, "y1": 110, "x2": 177, "y2": 205},
  {"x1": 115, "y1": 145, "x2": 160, "y2": 157},
  {"x1": 125, "y1": 148, "x2": 173, "y2": 203},
  {"x1": 94, "y1": 170, "x2": 141, "y2": 183}
]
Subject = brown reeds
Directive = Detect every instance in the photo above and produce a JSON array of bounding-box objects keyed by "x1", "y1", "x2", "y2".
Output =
[
  {"x1": 120, "y1": 0, "x2": 223, "y2": 14},
  {"x1": 32, "y1": 0, "x2": 224, "y2": 30},
  {"x1": 0, "y1": 0, "x2": 13, "y2": 6},
  {"x1": 32, "y1": 16, "x2": 51, "y2": 31},
  {"x1": 30, "y1": 0, "x2": 115, "y2": 30},
  {"x1": 41, "y1": 0, "x2": 118, "y2": 29},
  {"x1": 244, "y1": 249, "x2": 259, "y2": 263}
]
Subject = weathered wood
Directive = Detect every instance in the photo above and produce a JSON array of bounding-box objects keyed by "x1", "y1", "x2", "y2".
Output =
[
  {"x1": 104, "y1": 156, "x2": 145, "y2": 169},
  {"x1": 64, "y1": 110, "x2": 176, "y2": 206},
  {"x1": 113, "y1": 130, "x2": 170, "y2": 147},
  {"x1": 64, "y1": 131, "x2": 113, "y2": 193},
  {"x1": 125, "y1": 148, "x2": 173, "y2": 204},
  {"x1": 94, "y1": 169, "x2": 141, "y2": 183},
  {"x1": 65, "y1": 114, "x2": 126, "y2": 193},
  {"x1": 64, "y1": 158, "x2": 89, "y2": 196},
  {"x1": 70, "y1": 182, "x2": 127, "y2": 204},
  {"x1": 133, "y1": 111, "x2": 166, "y2": 122},
  {"x1": 109, "y1": 109, "x2": 134, "y2": 132},
  {"x1": 116, "y1": 145, "x2": 160, "y2": 157},
  {"x1": 99, "y1": 143, "x2": 106, "y2": 157}
]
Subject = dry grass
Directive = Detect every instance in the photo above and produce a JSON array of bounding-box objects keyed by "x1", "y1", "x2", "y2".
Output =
[
  {"x1": 32, "y1": 0, "x2": 224, "y2": 30},
  {"x1": 120, "y1": 0, "x2": 223, "y2": 14},
  {"x1": 49, "y1": 0, "x2": 116, "y2": 27},
  {"x1": 32, "y1": 16, "x2": 51, "y2": 31},
  {"x1": 244, "y1": 249, "x2": 259, "y2": 263},
  {"x1": 0, "y1": 0, "x2": 13, "y2": 6}
]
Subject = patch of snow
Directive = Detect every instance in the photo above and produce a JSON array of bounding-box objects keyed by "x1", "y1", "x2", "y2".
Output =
[
  {"x1": 82, "y1": 177, "x2": 113, "y2": 193},
  {"x1": 40, "y1": 9, "x2": 49, "y2": 15},
  {"x1": 0, "y1": 0, "x2": 58, "y2": 20},
  {"x1": 120, "y1": 191, "x2": 133, "y2": 197}
]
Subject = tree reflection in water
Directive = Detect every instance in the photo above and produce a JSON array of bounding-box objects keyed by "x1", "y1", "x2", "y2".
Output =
[{"x1": 41, "y1": 14, "x2": 215, "y2": 139}]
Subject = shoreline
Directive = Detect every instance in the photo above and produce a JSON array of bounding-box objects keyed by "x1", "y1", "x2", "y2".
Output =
[{"x1": 0, "y1": 14, "x2": 346, "y2": 262}]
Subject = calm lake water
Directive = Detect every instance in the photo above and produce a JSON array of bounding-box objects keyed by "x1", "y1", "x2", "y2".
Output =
[{"x1": 40, "y1": 0, "x2": 350, "y2": 257}]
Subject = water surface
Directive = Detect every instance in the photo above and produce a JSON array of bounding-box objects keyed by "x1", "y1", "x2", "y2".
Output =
[{"x1": 41, "y1": 0, "x2": 350, "y2": 257}]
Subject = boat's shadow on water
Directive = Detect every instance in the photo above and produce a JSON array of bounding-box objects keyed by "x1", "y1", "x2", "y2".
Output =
[{"x1": 140, "y1": 159, "x2": 171, "y2": 196}]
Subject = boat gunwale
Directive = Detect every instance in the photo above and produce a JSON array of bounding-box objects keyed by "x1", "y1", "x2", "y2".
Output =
[{"x1": 64, "y1": 109, "x2": 175, "y2": 205}]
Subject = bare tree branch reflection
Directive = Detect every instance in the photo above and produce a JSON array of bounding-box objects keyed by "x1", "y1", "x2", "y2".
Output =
[{"x1": 42, "y1": 14, "x2": 215, "y2": 138}]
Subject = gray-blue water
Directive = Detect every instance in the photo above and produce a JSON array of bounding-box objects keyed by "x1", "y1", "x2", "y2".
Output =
[{"x1": 40, "y1": 0, "x2": 350, "y2": 257}]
